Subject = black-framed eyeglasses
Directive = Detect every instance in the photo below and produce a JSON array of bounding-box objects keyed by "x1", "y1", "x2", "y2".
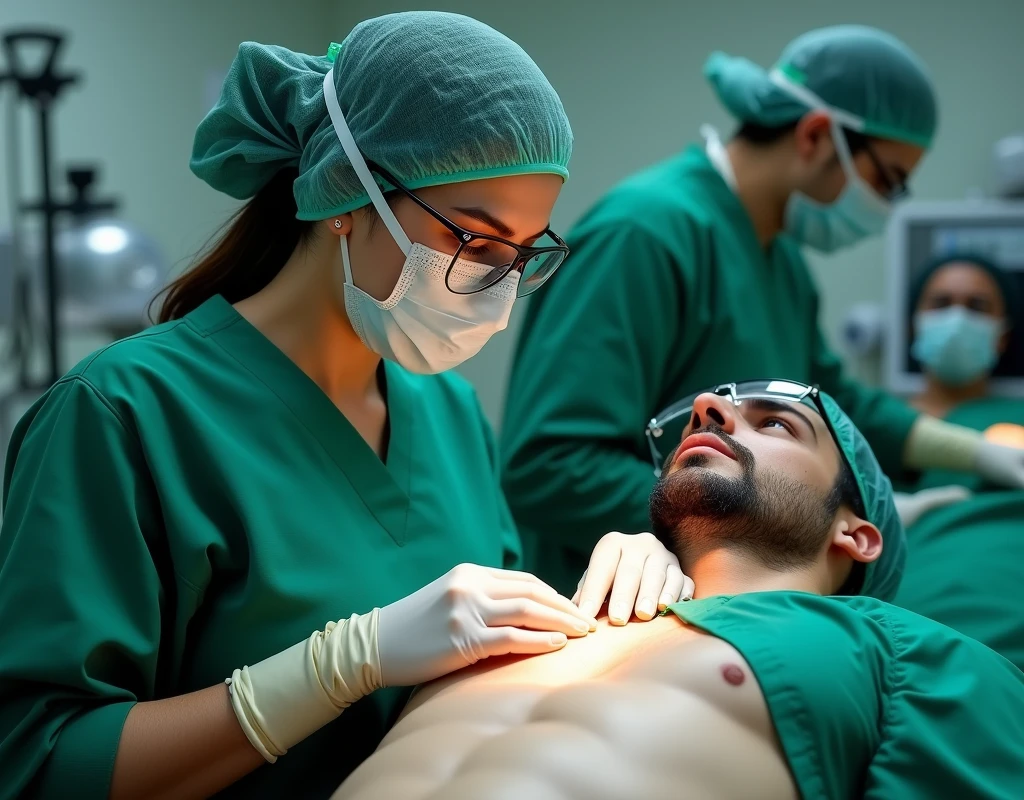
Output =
[
  {"x1": 366, "y1": 161, "x2": 570, "y2": 297},
  {"x1": 859, "y1": 138, "x2": 910, "y2": 203},
  {"x1": 645, "y1": 380, "x2": 851, "y2": 483}
]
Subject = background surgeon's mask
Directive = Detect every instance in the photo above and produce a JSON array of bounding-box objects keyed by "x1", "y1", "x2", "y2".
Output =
[
  {"x1": 323, "y1": 70, "x2": 519, "y2": 374},
  {"x1": 912, "y1": 306, "x2": 1005, "y2": 387},
  {"x1": 773, "y1": 71, "x2": 892, "y2": 253}
]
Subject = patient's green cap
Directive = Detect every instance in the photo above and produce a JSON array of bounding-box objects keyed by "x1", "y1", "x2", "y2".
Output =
[{"x1": 820, "y1": 392, "x2": 905, "y2": 601}]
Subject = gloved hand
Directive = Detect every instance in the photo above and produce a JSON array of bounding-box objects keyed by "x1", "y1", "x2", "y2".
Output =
[
  {"x1": 572, "y1": 531, "x2": 695, "y2": 625},
  {"x1": 227, "y1": 564, "x2": 596, "y2": 762},
  {"x1": 376, "y1": 563, "x2": 597, "y2": 686},
  {"x1": 893, "y1": 485, "x2": 972, "y2": 528},
  {"x1": 975, "y1": 440, "x2": 1024, "y2": 489}
]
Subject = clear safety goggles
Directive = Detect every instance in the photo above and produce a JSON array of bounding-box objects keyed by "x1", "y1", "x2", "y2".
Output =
[{"x1": 645, "y1": 379, "x2": 844, "y2": 477}]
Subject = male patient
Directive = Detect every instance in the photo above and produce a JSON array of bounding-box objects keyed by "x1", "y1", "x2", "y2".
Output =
[{"x1": 334, "y1": 381, "x2": 1024, "y2": 800}]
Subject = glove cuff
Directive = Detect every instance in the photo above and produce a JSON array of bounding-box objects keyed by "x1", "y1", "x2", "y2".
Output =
[
  {"x1": 226, "y1": 609, "x2": 383, "y2": 763},
  {"x1": 904, "y1": 416, "x2": 982, "y2": 472}
]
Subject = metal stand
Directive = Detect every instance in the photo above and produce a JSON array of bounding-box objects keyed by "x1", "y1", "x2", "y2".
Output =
[{"x1": 0, "y1": 30, "x2": 116, "y2": 389}]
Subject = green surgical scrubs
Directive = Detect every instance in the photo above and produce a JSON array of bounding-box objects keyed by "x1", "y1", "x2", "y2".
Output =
[
  {"x1": 502, "y1": 146, "x2": 918, "y2": 593},
  {"x1": 895, "y1": 395, "x2": 1024, "y2": 668},
  {"x1": 0, "y1": 296, "x2": 521, "y2": 800},
  {"x1": 669, "y1": 592, "x2": 1024, "y2": 799}
]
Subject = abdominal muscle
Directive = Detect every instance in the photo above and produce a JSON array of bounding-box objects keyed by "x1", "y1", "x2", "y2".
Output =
[{"x1": 334, "y1": 614, "x2": 798, "y2": 800}]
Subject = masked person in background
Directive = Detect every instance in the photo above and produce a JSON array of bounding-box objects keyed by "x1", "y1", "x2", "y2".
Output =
[
  {"x1": 909, "y1": 253, "x2": 1021, "y2": 427},
  {"x1": 886, "y1": 254, "x2": 1023, "y2": 525},
  {"x1": 502, "y1": 25, "x2": 1024, "y2": 598},
  {"x1": 0, "y1": 14, "x2": 691, "y2": 800},
  {"x1": 894, "y1": 254, "x2": 1024, "y2": 669}
]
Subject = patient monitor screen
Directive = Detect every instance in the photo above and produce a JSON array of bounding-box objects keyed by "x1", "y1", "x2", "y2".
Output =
[{"x1": 888, "y1": 207, "x2": 1024, "y2": 393}]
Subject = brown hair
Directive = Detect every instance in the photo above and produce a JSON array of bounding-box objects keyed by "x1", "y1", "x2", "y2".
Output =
[{"x1": 154, "y1": 168, "x2": 315, "y2": 323}]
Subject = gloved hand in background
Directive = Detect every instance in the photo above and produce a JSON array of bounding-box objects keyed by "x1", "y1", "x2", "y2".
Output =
[
  {"x1": 893, "y1": 485, "x2": 972, "y2": 529},
  {"x1": 975, "y1": 440, "x2": 1024, "y2": 489},
  {"x1": 906, "y1": 417, "x2": 1024, "y2": 490}
]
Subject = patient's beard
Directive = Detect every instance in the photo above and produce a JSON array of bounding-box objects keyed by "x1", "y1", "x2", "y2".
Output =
[{"x1": 649, "y1": 427, "x2": 835, "y2": 571}]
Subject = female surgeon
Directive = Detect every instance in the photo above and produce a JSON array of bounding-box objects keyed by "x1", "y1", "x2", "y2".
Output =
[
  {"x1": 895, "y1": 254, "x2": 1024, "y2": 669},
  {"x1": 0, "y1": 13, "x2": 690, "y2": 800}
]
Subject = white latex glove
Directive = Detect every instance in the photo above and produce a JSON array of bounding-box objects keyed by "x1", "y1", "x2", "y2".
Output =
[
  {"x1": 572, "y1": 531, "x2": 695, "y2": 625},
  {"x1": 975, "y1": 440, "x2": 1024, "y2": 489},
  {"x1": 228, "y1": 609, "x2": 384, "y2": 763},
  {"x1": 227, "y1": 565, "x2": 595, "y2": 763},
  {"x1": 893, "y1": 485, "x2": 972, "y2": 528},
  {"x1": 376, "y1": 563, "x2": 597, "y2": 687}
]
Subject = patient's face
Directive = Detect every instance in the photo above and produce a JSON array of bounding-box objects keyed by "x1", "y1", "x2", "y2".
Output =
[{"x1": 649, "y1": 393, "x2": 844, "y2": 569}]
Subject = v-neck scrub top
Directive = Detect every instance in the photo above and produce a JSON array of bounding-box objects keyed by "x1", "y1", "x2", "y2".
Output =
[{"x1": 0, "y1": 295, "x2": 522, "y2": 799}]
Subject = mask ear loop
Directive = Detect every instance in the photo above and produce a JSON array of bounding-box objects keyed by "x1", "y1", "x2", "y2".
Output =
[
  {"x1": 340, "y1": 234, "x2": 356, "y2": 285},
  {"x1": 828, "y1": 119, "x2": 891, "y2": 212},
  {"x1": 768, "y1": 69, "x2": 889, "y2": 211},
  {"x1": 322, "y1": 69, "x2": 412, "y2": 256},
  {"x1": 333, "y1": 218, "x2": 356, "y2": 289}
]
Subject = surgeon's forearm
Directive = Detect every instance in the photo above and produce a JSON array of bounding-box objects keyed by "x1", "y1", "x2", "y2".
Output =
[
  {"x1": 109, "y1": 684, "x2": 264, "y2": 800},
  {"x1": 903, "y1": 416, "x2": 983, "y2": 472}
]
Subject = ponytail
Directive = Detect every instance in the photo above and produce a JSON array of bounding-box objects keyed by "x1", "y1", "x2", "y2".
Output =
[{"x1": 155, "y1": 168, "x2": 314, "y2": 323}]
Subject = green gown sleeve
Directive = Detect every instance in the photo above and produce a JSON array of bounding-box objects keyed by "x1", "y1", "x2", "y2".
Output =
[
  {"x1": 807, "y1": 291, "x2": 919, "y2": 477},
  {"x1": 502, "y1": 221, "x2": 685, "y2": 553},
  {"x1": 0, "y1": 377, "x2": 166, "y2": 800},
  {"x1": 477, "y1": 397, "x2": 523, "y2": 571}
]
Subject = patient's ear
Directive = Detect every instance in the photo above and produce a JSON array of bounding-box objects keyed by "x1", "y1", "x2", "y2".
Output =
[{"x1": 830, "y1": 512, "x2": 883, "y2": 564}]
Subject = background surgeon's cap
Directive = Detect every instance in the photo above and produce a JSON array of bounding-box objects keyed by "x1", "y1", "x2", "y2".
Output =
[
  {"x1": 704, "y1": 25, "x2": 938, "y2": 148},
  {"x1": 191, "y1": 11, "x2": 573, "y2": 219},
  {"x1": 820, "y1": 392, "x2": 906, "y2": 601}
]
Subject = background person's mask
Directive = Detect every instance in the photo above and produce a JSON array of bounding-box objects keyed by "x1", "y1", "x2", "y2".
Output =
[
  {"x1": 912, "y1": 306, "x2": 1004, "y2": 386},
  {"x1": 324, "y1": 70, "x2": 519, "y2": 374}
]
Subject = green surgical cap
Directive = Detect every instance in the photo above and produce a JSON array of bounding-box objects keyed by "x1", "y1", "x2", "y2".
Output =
[
  {"x1": 820, "y1": 392, "x2": 906, "y2": 601},
  {"x1": 191, "y1": 11, "x2": 573, "y2": 219},
  {"x1": 704, "y1": 25, "x2": 938, "y2": 148}
]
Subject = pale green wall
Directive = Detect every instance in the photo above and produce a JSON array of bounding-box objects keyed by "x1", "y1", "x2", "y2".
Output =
[
  {"x1": 2, "y1": 1, "x2": 1022, "y2": 433},
  {"x1": 332, "y1": 0, "x2": 1024, "y2": 429}
]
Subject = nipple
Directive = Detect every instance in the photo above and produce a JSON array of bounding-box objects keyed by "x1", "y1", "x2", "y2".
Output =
[{"x1": 721, "y1": 664, "x2": 746, "y2": 686}]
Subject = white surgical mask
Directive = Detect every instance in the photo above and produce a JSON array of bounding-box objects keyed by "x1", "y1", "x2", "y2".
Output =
[
  {"x1": 770, "y1": 70, "x2": 893, "y2": 254},
  {"x1": 322, "y1": 70, "x2": 519, "y2": 374}
]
